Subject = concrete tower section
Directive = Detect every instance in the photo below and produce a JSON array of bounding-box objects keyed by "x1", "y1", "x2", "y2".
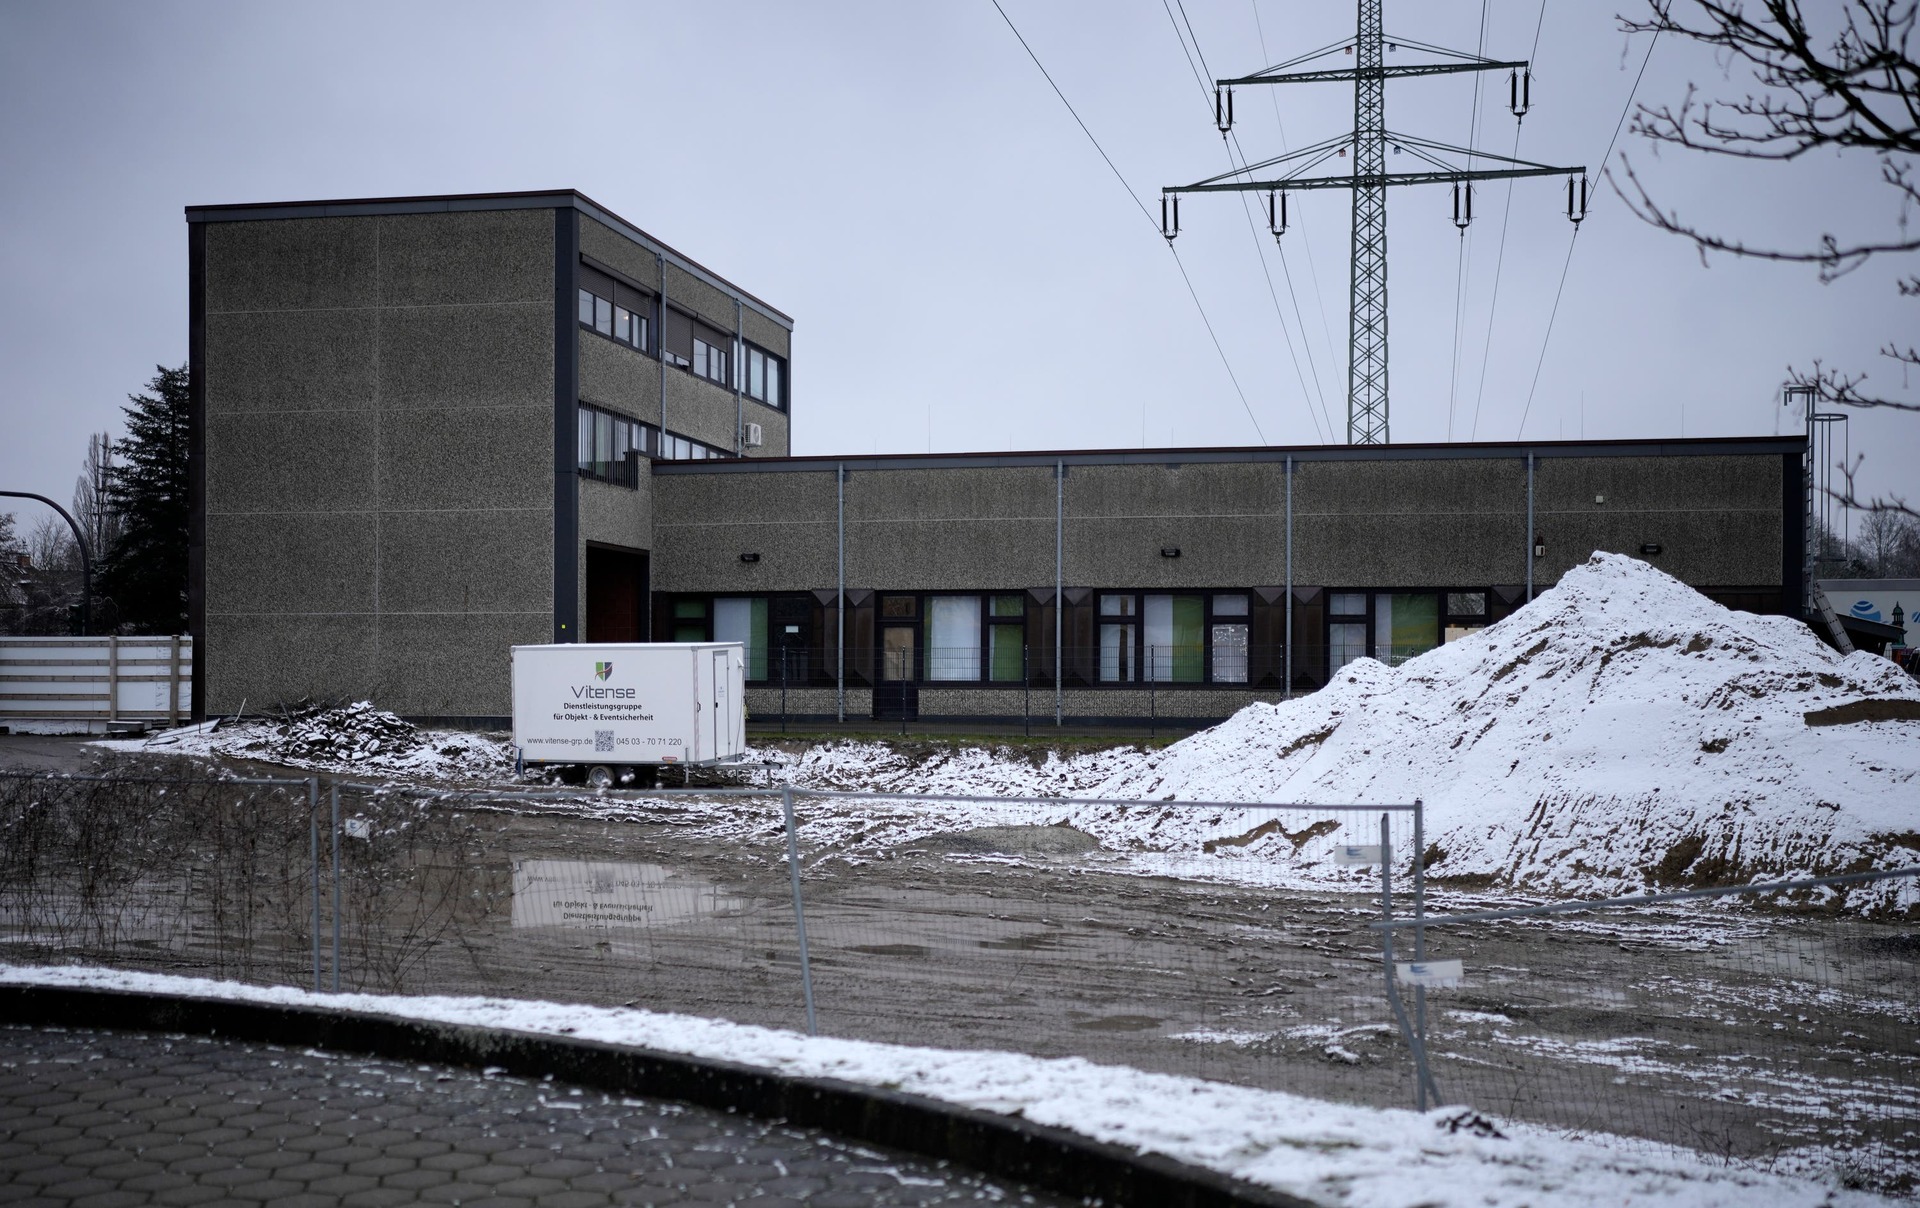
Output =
[{"x1": 188, "y1": 191, "x2": 794, "y2": 721}]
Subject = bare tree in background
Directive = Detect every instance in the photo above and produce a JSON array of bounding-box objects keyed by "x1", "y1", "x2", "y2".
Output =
[
  {"x1": 2, "y1": 517, "x2": 85, "y2": 635},
  {"x1": 0, "y1": 513, "x2": 23, "y2": 624},
  {"x1": 1854, "y1": 508, "x2": 1920, "y2": 574},
  {"x1": 71, "y1": 432, "x2": 121, "y2": 566},
  {"x1": 1614, "y1": 0, "x2": 1919, "y2": 517}
]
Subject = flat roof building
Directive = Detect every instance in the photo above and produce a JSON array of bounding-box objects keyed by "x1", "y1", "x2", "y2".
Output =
[{"x1": 188, "y1": 190, "x2": 1805, "y2": 728}]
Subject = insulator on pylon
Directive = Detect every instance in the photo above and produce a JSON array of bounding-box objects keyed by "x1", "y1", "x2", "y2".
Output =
[
  {"x1": 1215, "y1": 86, "x2": 1234, "y2": 136},
  {"x1": 1509, "y1": 69, "x2": 1531, "y2": 120},
  {"x1": 1268, "y1": 190, "x2": 1289, "y2": 241},
  {"x1": 1452, "y1": 182, "x2": 1473, "y2": 232},
  {"x1": 1566, "y1": 175, "x2": 1588, "y2": 226},
  {"x1": 1162, "y1": 194, "x2": 1181, "y2": 242}
]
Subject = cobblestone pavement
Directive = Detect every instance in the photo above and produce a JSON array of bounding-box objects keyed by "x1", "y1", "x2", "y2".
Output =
[{"x1": 0, "y1": 1025, "x2": 1076, "y2": 1207}]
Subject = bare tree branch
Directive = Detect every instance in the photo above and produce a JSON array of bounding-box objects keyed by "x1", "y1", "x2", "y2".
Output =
[
  {"x1": 1623, "y1": 1, "x2": 1920, "y2": 525},
  {"x1": 1610, "y1": 155, "x2": 1920, "y2": 277},
  {"x1": 1790, "y1": 356, "x2": 1920, "y2": 413},
  {"x1": 1623, "y1": 1, "x2": 1920, "y2": 158},
  {"x1": 1835, "y1": 452, "x2": 1920, "y2": 520}
]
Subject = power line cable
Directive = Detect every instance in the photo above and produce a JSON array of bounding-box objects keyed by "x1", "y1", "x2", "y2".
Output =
[
  {"x1": 1175, "y1": 0, "x2": 1338, "y2": 440},
  {"x1": 1448, "y1": 0, "x2": 1492, "y2": 440},
  {"x1": 1468, "y1": 0, "x2": 1549, "y2": 440},
  {"x1": 988, "y1": 0, "x2": 1267, "y2": 444},
  {"x1": 1161, "y1": 0, "x2": 1332, "y2": 442},
  {"x1": 1249, "y1": 0, "x2": 1344, "y2": 401},
  {"x1": 1515, "y1": 27, "x2": 1659, "y2": 438}
]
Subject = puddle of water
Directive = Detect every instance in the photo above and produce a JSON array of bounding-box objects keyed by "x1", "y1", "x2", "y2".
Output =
[
  {"x1": 1074, "y1": 1014, "x2": 1163, "y2": 1032},
  {"x1": 978, "y1": 931, "x2": 1065, "y2": 952},
  {"x1": 511, "y1": 860, "x2": 744, "y2": 931}
]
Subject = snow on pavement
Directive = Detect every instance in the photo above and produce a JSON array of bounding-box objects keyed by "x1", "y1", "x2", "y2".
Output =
[{"x1": 0, "y1": 963, "x2": 1890, "y2": 1208}]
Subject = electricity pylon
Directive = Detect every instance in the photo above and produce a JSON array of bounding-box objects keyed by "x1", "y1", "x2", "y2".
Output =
[{"x1": 1160, "y1": 0, "x2": 1588, "y2": 445}]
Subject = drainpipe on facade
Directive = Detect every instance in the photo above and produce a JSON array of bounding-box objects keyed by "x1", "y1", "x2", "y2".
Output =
[
  {"x1": 837, "y1": 464, "x2": 846, "y2": 724},
  {"x1": 1526, "y1": 451, "x2": 1535, "y2": 602},
  {"x1": 1284, "y1": 456, "x2": 1292, "y2": 700},
  {"x1": 656, "y1": 252, "x2": 667, "y2": 446},
  {"x1": 733, "y1": 298, "x2": 744, "y2": 456},
  {"x1": 1055, "y1": 459, "x2": 1064, "y2": 728}
]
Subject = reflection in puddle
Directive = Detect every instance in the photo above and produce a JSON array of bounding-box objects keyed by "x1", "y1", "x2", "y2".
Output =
[{"x1": 511, "y1": 861, "x2": 744, "y2": 931}]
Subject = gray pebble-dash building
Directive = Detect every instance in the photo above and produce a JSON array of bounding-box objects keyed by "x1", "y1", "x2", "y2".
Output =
[{"x1": 188, "y1": 190, "x2": 1805, "y2": 729}]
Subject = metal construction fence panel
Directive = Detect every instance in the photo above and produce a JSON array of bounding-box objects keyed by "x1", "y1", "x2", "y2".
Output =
[
  {"x1": 6, "y1": 766, "x2": 1917, "y2": 1191},
  {"x1": 1373, "y1": 869, "x2": 1920, "y2": 1193},
  {"x1": 0, "y1": 770, "x2": 319, "y2": 987},
  {"x1": 0, "y1": 770, "x2": 1424, "y2": 1103}
]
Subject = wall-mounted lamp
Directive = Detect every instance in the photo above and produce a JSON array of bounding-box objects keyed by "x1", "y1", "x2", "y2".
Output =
[
  {"x1": 1639, "y1": 543, "x2": 1662, "y2": 556},
  {"x1": 1161, "y1": 547, "x2": 1181, "y2": 558},
  {"x1": 1532, "y1": 540, "x2": 1546, "y2": 559},
  {"x1": 740, "y1": 553, "x2": 760, "y2": 563}
]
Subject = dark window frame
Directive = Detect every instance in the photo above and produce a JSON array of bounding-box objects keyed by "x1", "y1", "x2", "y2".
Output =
[
  {"x1": 577, "y1": 402, "x2": 734, "y2": 483},
  {"x1": 1094, "y1": 590, "x2": 1250, "y2": 686},
  {"x1": 1323, "y1": 587, "x2": 1494, "y2": 671},
  {"x1": 742, "y1": 341, "x2": 788, "y2": 412},
  {"x1": 662, "y1": 304, "x2": 734, "y2": 388},
  {"x1": 665, "y1": 592, "x2": 821, "y2": 685},
  {"x1": 577, "y1": 275, "x2": 655, "y2": 359}
]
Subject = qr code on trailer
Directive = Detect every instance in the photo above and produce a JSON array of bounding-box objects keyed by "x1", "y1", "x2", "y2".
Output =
[{"x1": 594, "y1": 730, "x2": 614, "y2": 753}]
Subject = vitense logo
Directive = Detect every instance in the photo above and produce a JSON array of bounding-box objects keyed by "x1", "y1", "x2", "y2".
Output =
[{"x1": 573, "y1": 684, "x2": 636, "y2": 699}]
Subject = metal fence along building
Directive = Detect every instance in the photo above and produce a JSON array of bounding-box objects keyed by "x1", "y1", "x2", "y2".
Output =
[{"x1": 187, "y1": 190, "x2": 1805, "y2": 727}]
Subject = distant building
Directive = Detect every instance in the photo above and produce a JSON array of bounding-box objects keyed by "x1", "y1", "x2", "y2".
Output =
[
  {"x1": 189, "y1": 190, "x2": 1806, "y2": 728},
  {"x1": 1818, "y1": 578, "x2": 1914, "y2": 654}
]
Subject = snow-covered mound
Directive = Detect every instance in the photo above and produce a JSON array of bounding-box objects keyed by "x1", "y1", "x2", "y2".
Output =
[
  {"x1": 1094, "y1": 553, "x2": 1920, "y2": 910},
  {"x1": 774, "y1": 739, "x2": 1144, "y2": 797},
  {"x1": 108, "y1": 701, "x2": 514, "y2": 781}
]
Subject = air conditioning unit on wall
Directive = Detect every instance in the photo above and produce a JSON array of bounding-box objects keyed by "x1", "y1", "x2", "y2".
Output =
[{"x1": 743, "y1": 422, "x2": 764, "y2": 448}]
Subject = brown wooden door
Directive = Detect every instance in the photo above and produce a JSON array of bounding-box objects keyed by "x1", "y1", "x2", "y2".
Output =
[{"x1": 586, "y1": 546, "x2": 648, "y2": 643}]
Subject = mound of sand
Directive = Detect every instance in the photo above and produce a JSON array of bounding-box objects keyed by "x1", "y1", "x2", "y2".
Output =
[{"x1": 1092, "y1": 553, "x2": 1920, "y2": 910}]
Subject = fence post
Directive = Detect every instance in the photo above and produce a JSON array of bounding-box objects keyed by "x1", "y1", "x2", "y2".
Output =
[
  {"x1": 1413, "y1": 798, "x2": 1426, "y2": 1070},
  {"x1": 781, "y1": 649, "x2": 789, "y2": 736},
  {"x1": 330, "y1": 782, "x2": 342, "y2": 992},
  {"x1": 167, "y1": 636, "x2": 181, "y2": 727},
  {"x1": 1023, "y1": 644, "x2": 1031, "y2": 739},
  {"x1": 308, "y1": 777, "x2": 321, "y2": 993},
  {"x1": 780, "y1": 784, "x2": 819, "y2": 1036},
  {"x1": 1380, "y1": 811, "x2": 1438, "y2": 1110}
]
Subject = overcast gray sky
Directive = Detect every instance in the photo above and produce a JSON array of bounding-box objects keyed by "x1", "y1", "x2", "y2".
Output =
[{"x1": 2, "y1": 0, "x2": 1913, "y2": 537}]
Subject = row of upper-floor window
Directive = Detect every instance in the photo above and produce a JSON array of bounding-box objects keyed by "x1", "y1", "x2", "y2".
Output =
[
  {"x1": 658, "y1": 588, "x2": 1510, "y2": 687},
  {"x1": 578, "y1": 402, "x2": 732, "y2": 486},
  {"x1": 578, "y1": 263, "x2": 787, "y2": 410}
]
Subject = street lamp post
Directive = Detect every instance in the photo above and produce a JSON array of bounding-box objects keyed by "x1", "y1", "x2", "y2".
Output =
[{"x1": 0, "y1": 490, "x2": 93, "y2": 635}]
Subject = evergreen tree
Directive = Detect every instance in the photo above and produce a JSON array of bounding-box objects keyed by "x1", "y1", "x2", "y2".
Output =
[{"x1": 97, "y1": 365, "x2": 189, "y2": 634}]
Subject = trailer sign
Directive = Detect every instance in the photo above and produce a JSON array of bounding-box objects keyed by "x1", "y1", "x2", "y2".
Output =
[{"x1": 511, "y1": 642, "x2": 745, "y2": 768}]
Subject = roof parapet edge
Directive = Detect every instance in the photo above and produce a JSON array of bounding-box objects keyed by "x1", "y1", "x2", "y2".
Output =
[
  {"x1": 183, "y1": 189, "x2": 792, "y2": 330},
  {"x1": 652, "y1": 435, "x2": 1807, "y2": 475}
]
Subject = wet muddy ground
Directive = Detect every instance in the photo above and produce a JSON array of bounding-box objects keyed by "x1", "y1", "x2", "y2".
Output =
[{"x1": 2, "y1": 757, "x2": 1915, "y2": 1191}]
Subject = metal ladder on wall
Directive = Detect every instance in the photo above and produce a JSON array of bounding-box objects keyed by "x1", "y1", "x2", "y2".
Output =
[{"x1": 1810, "y1": 583, "x2": 1856, "y2": 655}]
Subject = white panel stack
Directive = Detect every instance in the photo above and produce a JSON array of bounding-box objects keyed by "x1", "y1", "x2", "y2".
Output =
[{"x1": 0, "y1": 636, "x2": 193, "y2": 730}]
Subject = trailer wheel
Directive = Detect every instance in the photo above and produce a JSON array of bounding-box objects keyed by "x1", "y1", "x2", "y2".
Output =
[{"x1": 585, "y1": 764, "x2": 615, "y2": 790}]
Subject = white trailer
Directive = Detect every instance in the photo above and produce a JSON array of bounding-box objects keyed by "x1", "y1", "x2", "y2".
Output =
[{"x1": 511, "y1": 642, "x2": 746, "y2": 787}]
